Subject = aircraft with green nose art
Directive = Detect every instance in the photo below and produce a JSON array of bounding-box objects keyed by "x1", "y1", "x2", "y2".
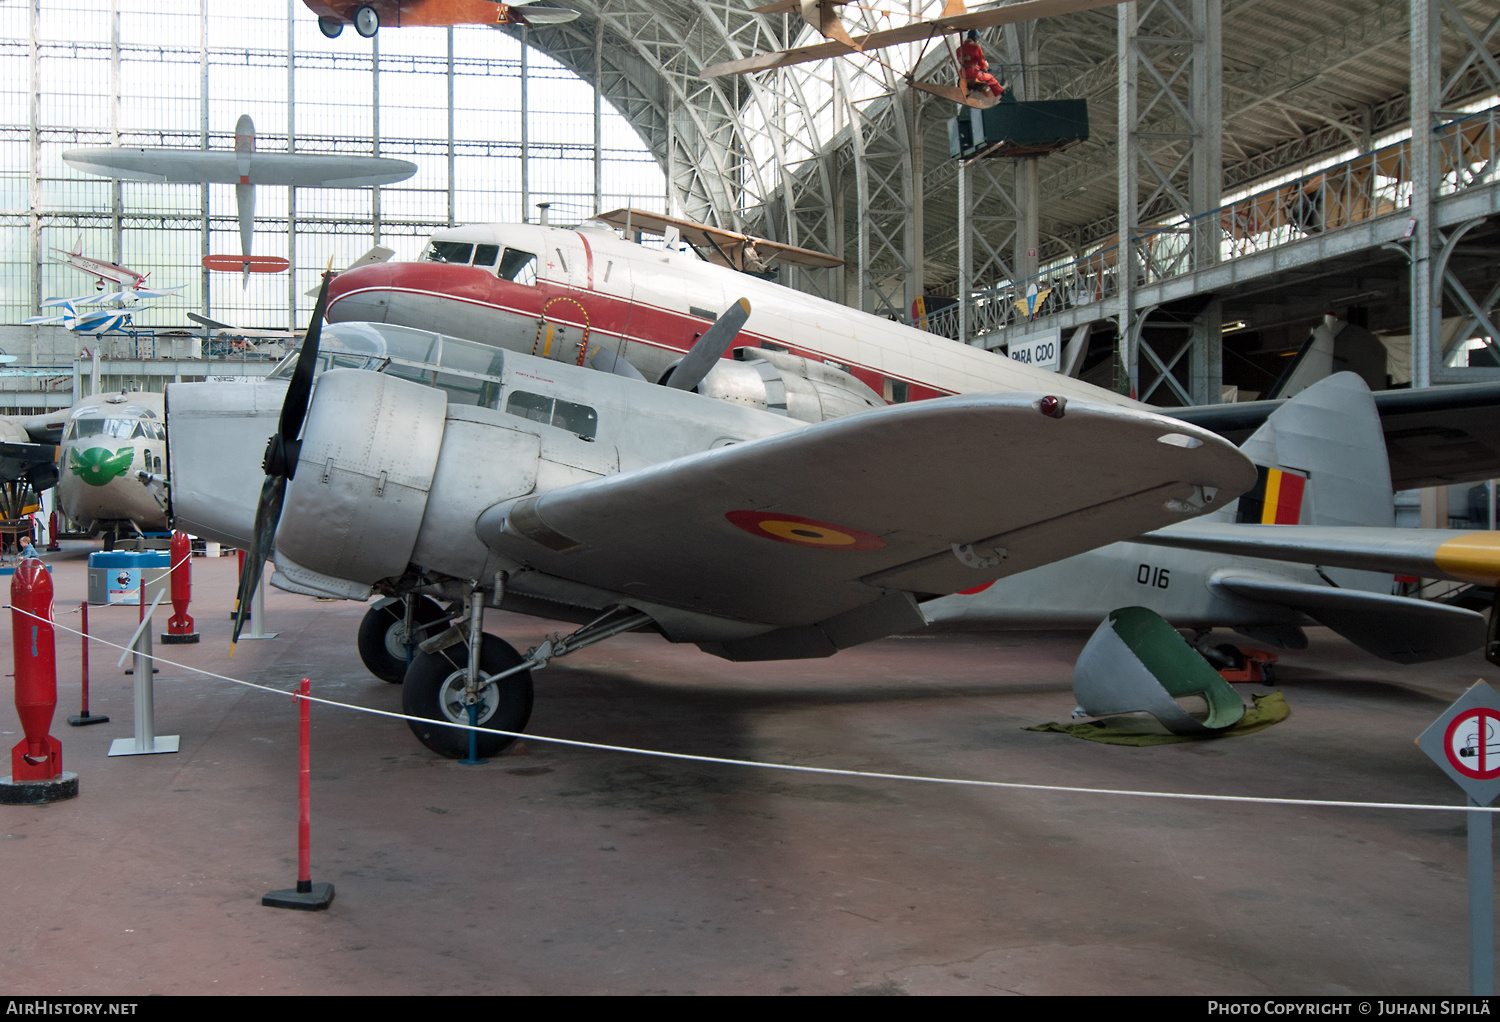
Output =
[{"x1": 54, "y1": 391, "x2": 168, "y2": 542}]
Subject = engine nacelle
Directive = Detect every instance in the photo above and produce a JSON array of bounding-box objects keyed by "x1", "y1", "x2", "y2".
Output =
[
  {"x1": 276, "y1": 370, "x2": 447, "y2": 597},
  {"x1": 692, "y1": 347, "x2": 885, "y2": 423},
  {"x1": 274, "y1": 369, "x2": 542, "y2": 599}
]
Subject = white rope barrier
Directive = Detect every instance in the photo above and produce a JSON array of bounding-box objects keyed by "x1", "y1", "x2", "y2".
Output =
[{"x1": 6, "y1": 600, "x2": 1494, "y2": 816}]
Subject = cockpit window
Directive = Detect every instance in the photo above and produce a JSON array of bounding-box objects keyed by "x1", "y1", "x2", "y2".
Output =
[
  {"x1": 497, "y1": 248, "x2": 537, "y2": 286},
  {"x1": 425, "y1": 241, "x2": 474, "y2": 264},
  {"x1": 68, "y1": 417, "x2": 153, "y2": 441},
  {"x1": 504, "y1": 391, "x2": 597, "y2": 440},
  {"x1": 473, "y1": 243, "x2": 499, "y2": 267}
]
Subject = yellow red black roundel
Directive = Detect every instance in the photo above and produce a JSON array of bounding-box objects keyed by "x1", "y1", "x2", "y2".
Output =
[{"x1": 725, "y1": 510, "x2": 886, "y2": 551}]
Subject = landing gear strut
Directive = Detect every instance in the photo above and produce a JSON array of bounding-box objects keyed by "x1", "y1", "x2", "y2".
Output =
[{"x1": 400, "y1": 585, "x2": 651, "y2": 759}]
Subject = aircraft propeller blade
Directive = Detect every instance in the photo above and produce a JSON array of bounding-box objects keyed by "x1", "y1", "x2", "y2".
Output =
[
  {"x1": 229, "y1": 473, "x2": 285, "y2": 652},
  {"x1": 664, "y1": 298, "x2": 751, "y2": 392},
  {"x1": 230, "y1": 268, "x2": 331, "y2": 652}
]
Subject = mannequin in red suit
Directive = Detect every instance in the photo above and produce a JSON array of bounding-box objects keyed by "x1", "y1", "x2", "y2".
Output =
[{"x1": 958, "y1": 29, "x2": 1004, "y2": 99}]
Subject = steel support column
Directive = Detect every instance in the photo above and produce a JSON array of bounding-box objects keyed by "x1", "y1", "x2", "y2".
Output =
[{"x1": 1117, "y1": 0, "x2": 1222, "y2": 402}]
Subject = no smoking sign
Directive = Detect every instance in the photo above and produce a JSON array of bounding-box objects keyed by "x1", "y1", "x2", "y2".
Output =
[{"x1": 1419, "y1": 681, "x2": 1500, "y2": 805}]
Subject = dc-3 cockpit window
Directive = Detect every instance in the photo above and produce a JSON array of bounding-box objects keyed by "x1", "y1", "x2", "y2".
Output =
[
  {"x1": 67, "y1": 417, "x2": 161, "y2": 441},
  {"x1": 504, "y1": 391, "x2": 598, "y2": 441},
  {"x1": 496, "y1": 248, "x2": 537, "y2": 286},
  {"x1": 424, "y1": 241, "x2": 474, "y2": 264},
  {"x1": 473, "y1": 244, "x2": 499, "y2": 268}
]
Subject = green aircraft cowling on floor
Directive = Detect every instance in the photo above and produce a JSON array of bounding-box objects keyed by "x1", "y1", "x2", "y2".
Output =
[{"x1": 70, "y1": 446, "x2": 135, "y2": 487}]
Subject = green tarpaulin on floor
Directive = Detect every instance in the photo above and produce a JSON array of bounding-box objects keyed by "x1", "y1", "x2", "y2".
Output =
[{"x1": 1025, "y1": 692, "x2": 1290, "y2": 746}]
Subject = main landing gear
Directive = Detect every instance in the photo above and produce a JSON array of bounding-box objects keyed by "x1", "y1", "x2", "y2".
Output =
[
  {"x1": 318, "y1": 16, "x2": 343, "y2": 38},
  {"x1": 357, "y1": 595, "x2": 448, "y2": 684},
  {"x1": 387, "y1": 581, "x2": 652, "y2": 760}
]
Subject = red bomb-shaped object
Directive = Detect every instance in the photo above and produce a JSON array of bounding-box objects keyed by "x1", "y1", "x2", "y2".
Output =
[
  {"x1": 46, "y1": 511, "x2": 59, "y2": 551},
  {"x1": 10, "y1": 559, "x2": 60, "y2": 780},
  {"x1": 162, "y1": 530, "x2": 199, "y2": 645}
]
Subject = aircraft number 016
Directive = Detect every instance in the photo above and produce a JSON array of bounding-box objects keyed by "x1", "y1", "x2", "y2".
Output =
[{"x1": 1136, "y1": 564, "x2": 1170, "y2": 589}]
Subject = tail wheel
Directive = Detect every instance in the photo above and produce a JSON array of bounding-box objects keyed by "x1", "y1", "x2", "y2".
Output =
[
  {"x1": 354, "y1": 5, "x2": 379, "y2": 37},
  {"x1": 402, "y1": 634, "x2": 534, "y2": 759},
  {"x1": 318, "y1": 16, "x2": 344, "y2": 38},
  {"x1": 356, "y1": 597, "x2": 447, "y2": 683}
]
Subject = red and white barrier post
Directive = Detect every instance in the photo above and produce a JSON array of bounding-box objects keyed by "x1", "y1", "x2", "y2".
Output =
[
  {"x1": 263, "y1": 679, "x2": 334, "y2": 911},
  {"x1": 67, "y1": 600, "x2": 108, "y2": 727},
  {"x1": 2, "y1": 557, "x2": 78, "y2": 803},
  {"x1": 161, "y1": 530, "x2": 198, "y2": 645}
]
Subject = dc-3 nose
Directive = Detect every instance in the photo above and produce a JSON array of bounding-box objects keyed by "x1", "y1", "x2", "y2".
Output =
[{"x1": 325, "y1": 262, "x2": 393, "y2": 324}]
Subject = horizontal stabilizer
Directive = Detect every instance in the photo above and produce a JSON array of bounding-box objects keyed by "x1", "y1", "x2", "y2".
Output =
[
  {"x1": 1173, "y1": 380, "x2": 1500, "y2": 490},
  {"x1": 1211, "y1": 572, "x2": 1485, "y2": 664},
  {"x1": 1139, "y1": 523, "x2": 1500, "y2": 586}
]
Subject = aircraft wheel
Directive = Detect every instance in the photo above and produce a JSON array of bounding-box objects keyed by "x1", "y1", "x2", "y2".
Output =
[
  {"x1": 357, "y1": 596, "x2": 447, "y2": 683},
  {"x1": 353, "y1": 5, "x2": 379, "y2": 37},
  {"x1": 318, "y1": 16, "x2": 344, "y2": 38},
  {"x1": 402, "y1": 634, "x2": 534, "y2": 759},
  {"x1": 1214, "y1": 643, "x2": 1246, "y2": 671}
]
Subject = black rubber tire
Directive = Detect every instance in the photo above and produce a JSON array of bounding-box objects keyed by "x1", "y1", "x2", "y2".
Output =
[
  {"x1": 318, "y1": 16, "x2": 344, "y2": 38},
  {"x1": 1214, "y1": 643, "x2": 1246, "y2": 671},
  {"x1": 354, "y1": 5, "x2": 379, "y2": 37},
  {"x1": 402, "y1": 634, "x2": 534, "y2": 759},
  {"x1": 356, "y1": 597, "x2": 448, "y2": 683}
]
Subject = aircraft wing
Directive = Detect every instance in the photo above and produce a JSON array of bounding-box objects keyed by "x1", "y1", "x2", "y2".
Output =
[
  {"x1": 62, "y1": 148, "x2": 417, "y2": 188},
  {"x1": 1208, "y1": 572, "x2": 1484, "y2": 664},
  {"x1": 594, "y1": 208, "x2": 844, "y2": 269},
  {"x1": 701, "y1": 0, "x2": 1119, "y2": 77},
  {"x1": 476, "y1": 394, "x2": 1255, "y2": 633},
  {"x1": 1173, "y1": 381, "x2": 1500, "y2": 489},
  {"x1": 1137, "y1": 522, "x2": 1500, "y2": 585}
]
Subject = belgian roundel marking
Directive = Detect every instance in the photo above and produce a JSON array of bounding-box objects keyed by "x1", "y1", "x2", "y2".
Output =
[{"x1": 725, "y1": 510, "x2": 886, "y2": 551}]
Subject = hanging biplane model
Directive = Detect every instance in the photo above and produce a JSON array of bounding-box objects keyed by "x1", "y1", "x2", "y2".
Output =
[
  {"x1": 22, "y1": 287, "x2": 182, "y2": 335},
  {"x1": 62, "y1": 116, "x2": 417, "y2": 285},
  {"x1": 302, "y1": 1, "x2": 580, "y2": 38},
  {"x1": 703, "y1": 0, "x2": 1124, "y2": 109}
]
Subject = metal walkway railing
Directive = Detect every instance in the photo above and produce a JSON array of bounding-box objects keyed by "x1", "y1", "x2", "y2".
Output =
[{"x1": 919, "y1": 107, "x2": 1500, "y2": 344}]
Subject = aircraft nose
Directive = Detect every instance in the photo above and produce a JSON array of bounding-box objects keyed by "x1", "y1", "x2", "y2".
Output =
[
  {"x1": 326, "y1": 263, "x2": 394, "y2": 324},
  {"x1": 166, "y1": 378, "x2": 288, "y2": 547}
]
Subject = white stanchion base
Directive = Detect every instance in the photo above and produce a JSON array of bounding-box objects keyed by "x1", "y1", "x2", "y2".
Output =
[{"x1": 108, "y1": 735, "x2": 180, "y2": 757}]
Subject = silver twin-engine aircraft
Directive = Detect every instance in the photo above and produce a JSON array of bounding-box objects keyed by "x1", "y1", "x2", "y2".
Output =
[{"x1": 166, "y1": 276, "x2": 1257, "y2": 758}]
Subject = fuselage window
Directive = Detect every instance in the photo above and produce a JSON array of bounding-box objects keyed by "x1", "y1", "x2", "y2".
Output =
[
  {"x1": 498, "y1": 248, "x2": 537, "y2": 286},
  {"x1": 425, "y1": 241, "x2": 474, "y2": 264},
  {"x1": 552, "y1": 398, "x2": 598, "y2": 440},
  {"x1": 473, "y1": 244, "x2": 499, "y2": 268},
  {"x1": 504, "y1": 390, "x2": 598, "y2": 441}
]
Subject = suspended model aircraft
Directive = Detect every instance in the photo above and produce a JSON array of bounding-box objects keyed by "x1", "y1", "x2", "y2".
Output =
[
  {"x1": 926, "y1": 372, "x2": 1500, "y2": 670},
  {"x1": 52, "y1": 241, "x2": 155, "y2": 292},
  {"x1": 327, "y1": 214, "x2": 1500, "y2": 487},
  {"x1": 22, "y1": 288, "x2": 181, "y2": 334},
  {"x1": 166, "y1": 274, "x2": 1256, "y2": 758},
  {"x1": 62, "y1": 116, "x2": 417, "y2": 285},
  {"x1": 303, "y1": 1, "x2": 580, "y2": 38},
  {"x1": 701, "y1": 0, "x2": 1120, "y2": 86}
]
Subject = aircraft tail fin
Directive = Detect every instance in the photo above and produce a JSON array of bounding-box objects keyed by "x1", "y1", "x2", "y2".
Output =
[{"x1": 1228, "y1": 371, "x2": 1394, "y2": 530}]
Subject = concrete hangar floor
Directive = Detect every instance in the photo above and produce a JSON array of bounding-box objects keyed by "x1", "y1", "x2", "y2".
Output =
[{"x1": 0, "y1": 545, "x2": 1486, "y2": 995}]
